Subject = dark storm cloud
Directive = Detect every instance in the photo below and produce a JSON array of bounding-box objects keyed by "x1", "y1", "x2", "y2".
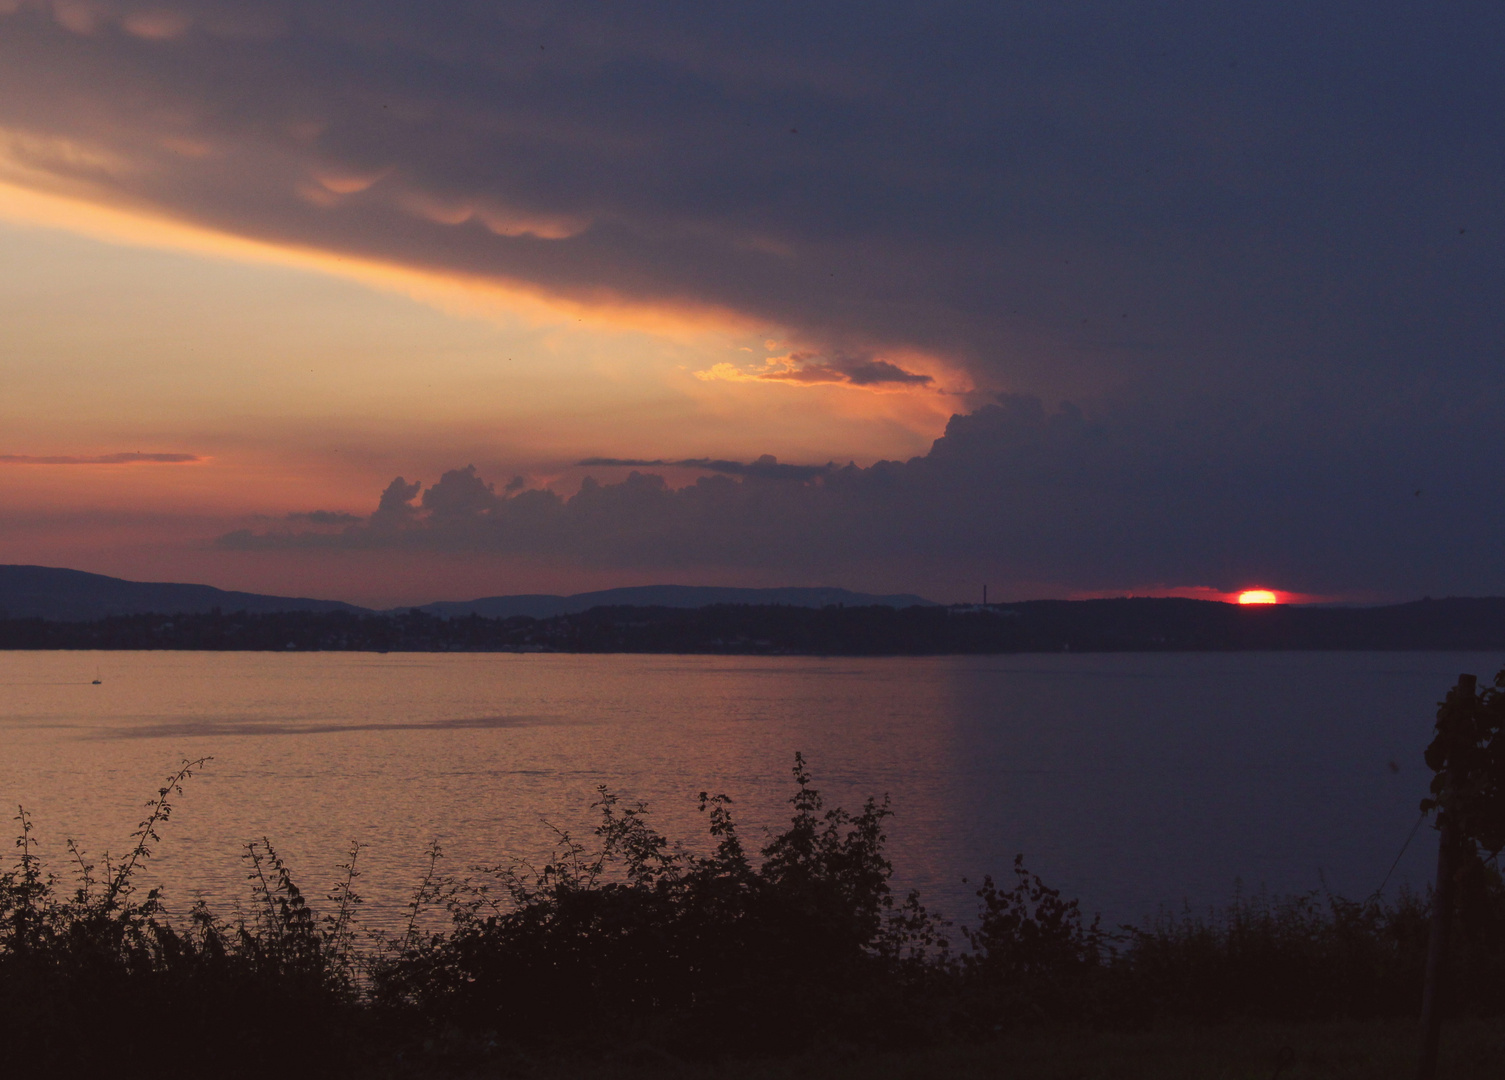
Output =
[
  {"x1": 285, "y1": 509, "x2": 361, "y2": 525},
  {"x1": 755, "y1": 353, "x2": 934, "y2": 387},
  {"x1": 219, "y1": 391, "x2": 1505, "y2": 598},
  {"x1": 1, "y1": 1, "x2": 1500, "y2": 395},
  {"x1": 576, "y1": 456, "x2": 832, "y2": 482},
  {"x1": 833, "y1": 361, "x2": 932, "y2": 388}
]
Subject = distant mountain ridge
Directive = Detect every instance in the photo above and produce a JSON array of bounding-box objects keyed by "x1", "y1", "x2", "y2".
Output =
[
  {"x1": 12, "y1": 595, "x2": 1505, "y2": 653},
  {"x1": 0, "y1": 565, "x2": 936, "y2": 621},
  {"x1": 417, "y1": 585, "x2": 936, "y2": 619},
  {"x1": 0, "y1": 565, "x2": 366, "y2": 621},
  {"x1": 8, "y1": 566, "x2": 1505, "y2": 653}
]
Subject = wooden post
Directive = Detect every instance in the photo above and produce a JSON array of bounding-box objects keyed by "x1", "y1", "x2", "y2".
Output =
[{"x1": 1417, "y1": 672, "x2": 1475, "y2": 1080}]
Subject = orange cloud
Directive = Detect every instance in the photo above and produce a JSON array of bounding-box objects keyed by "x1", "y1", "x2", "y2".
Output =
[
  {"x1": 314, "y1": 167, "x2": 391, "y2": 195},
  {"x1": 50, "y1": 1, "x2": 103, "y2": 35},
  {"x1": 693, "y1": 361, "x2": 758, "y2": 383},
  {"x1": 121, "y1": 8, "x2": 191, "y2": 40},
  {"x1": 0, "y1": 452, "x2": 202, "y2": 465}
]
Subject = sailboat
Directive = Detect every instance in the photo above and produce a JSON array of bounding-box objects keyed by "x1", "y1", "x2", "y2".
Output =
[{"x1": 91, "y1": 667, "x2": 102, "y2": 685}]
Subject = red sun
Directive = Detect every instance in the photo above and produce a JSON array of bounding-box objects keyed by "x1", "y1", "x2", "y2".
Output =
[{"x1": 1237, "y1": 589, "x2": 1279, "y2": 605}]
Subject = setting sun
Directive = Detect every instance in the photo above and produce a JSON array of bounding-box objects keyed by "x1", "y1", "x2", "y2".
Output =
[{"x1": 1237, "y1": 589, "x2": 1279, "y2": 605}]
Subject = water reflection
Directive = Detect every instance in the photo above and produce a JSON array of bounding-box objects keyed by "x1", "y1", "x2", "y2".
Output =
[
  {"x1": 101, "y1": 714, "x2": 570, "y2": 739},
  {"x1": 0, "y1": 651, "x2": 1483, "y2": 931}
]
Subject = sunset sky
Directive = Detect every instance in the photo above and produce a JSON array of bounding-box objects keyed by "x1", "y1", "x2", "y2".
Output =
[{"x1": 1, "y1": 2, "x2": 1502, "y2": 606}]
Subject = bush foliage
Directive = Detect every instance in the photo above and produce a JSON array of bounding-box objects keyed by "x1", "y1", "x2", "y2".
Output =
[{"x1": 4, "y1": 756, "x2": 1505, "y2": 1077}]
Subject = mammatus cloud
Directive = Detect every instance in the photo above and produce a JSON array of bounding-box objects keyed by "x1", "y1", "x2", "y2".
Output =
[
  {"x1": 219, "y1": 393, "x2": 1505, "y2": 599},
  {"x1": 0, "y1": 452, "x2": 200, "y2": 464},
  {"x1": 694, "y1": 352, "x2": 935, "y2": 389}
]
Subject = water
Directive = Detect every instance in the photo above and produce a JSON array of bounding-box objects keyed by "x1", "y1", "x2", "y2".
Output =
[{"x1": 0, "y1": 650, "x2": 1487, "y2": 931}]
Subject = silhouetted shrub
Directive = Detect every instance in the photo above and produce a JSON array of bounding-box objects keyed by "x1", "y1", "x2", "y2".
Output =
[
  {"x1": 6, "y1": 756, "x2": 1505, "y2": 1075},
  {"x1": 954, "y1": 855, "x2": 1112, "y2": 1029},
  {"x1": 367, "y1": 754, "x2": 949, "y2": 1056},
  {"x1": 0, "y1": 762, "x2": 367, "y2": 1078}
]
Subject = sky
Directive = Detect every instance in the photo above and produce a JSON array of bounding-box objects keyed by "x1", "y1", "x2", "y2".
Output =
[{"x1": 0, "y1": 1, "x2": 1502, "y2": 607}]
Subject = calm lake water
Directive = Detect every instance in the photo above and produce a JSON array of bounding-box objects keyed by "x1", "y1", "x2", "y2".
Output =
[{"x1": 0, "y1": 651, "x2": 1491, "y2": 931}]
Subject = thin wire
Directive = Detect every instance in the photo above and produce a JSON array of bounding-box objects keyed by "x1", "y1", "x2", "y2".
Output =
[{"x1": 1370, "y1": 810, "x2": 1429, "y2": 900}]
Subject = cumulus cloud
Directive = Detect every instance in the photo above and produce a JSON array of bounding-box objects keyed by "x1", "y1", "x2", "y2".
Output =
[
  {"x1": 218, "y1": 390, "x2": 1505, "y2": 598},
  {"x1": 371, "y1": 476, "x2": 422, "y2": 529},
  {"x1": 421, "y1": 465, "x2": 500, "y2": 520},
  {"x1": 0, "y1": 452, "x2": 200, "y2": 464}
]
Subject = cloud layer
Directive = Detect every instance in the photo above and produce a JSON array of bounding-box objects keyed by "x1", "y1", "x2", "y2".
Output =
[
  {"x1": 0, "y1": 452, "x2": 200, "y2": 465},
  {"x1": 575, "y1": 456, "x2": 832, "y2": 483},
  {"x1": 222, "y1": 392, "x2": 1505, "y2": 599},
  {"x1": 1, "y1": 1, "x2": 1500, "y2": 398}
]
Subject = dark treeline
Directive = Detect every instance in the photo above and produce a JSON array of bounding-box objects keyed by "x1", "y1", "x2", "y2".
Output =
[
  {"x1": 3, "y1": 757, "x2": 1505, "y2": 1078},
  {"x1": 5, "y1": 596, "x2": 1505, "y2": 653}
]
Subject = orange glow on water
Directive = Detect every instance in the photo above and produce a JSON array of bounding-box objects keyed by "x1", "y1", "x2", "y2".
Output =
[{"x1": 1237, "y1": 589, "x2": 1279, "y2": 605}]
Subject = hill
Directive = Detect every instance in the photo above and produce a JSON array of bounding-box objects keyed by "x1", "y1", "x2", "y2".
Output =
[
  {"x1": 0, "y1": 565, "x2": 367, "y2": 621},
  {"x1": 0, "y1": 565, "x2": 935, "y2": 622}
]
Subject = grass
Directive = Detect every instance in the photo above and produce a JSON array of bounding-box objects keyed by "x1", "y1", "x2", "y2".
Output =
[
  {"x1": 399, "y1": 1019, "x2": 1505, "y2": 1079},
  {"x1": 774, "y1": 1019, "x2": 1505, "y2": 1080}
]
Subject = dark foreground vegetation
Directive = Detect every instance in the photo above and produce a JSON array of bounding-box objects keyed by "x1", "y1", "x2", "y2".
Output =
[
  {"x1": 4, "y1": 756, "x2": 1505, "y2": 1079},
  {"x1": 7, "y1": 594, "x2": 1505, "y2": 652}
]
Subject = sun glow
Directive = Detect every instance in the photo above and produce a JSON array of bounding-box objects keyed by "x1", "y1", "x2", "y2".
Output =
[{"x1": 1237, "y1": 589, "x2": 1279, "y2": 605}]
